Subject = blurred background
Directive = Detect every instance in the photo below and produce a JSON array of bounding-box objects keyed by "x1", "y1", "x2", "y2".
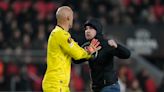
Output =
[{"x1": 0, "y1": 0, "x2": 164, "y2": 92}]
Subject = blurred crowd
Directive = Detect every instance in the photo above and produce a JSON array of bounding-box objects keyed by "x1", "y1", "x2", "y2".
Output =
[
  {"x1": 0, "y1": 0, "x2": 164, "y2": 51},
  {"x1": 0, "y1": 59, "x2": 45, "y2": 91},
  {"x1": 117, "y1": 63, "x2": 164, "y2": 92},
  {"x1": 0, "y1": 0, "x2": 164, "y2": 92},
  {"x1": 0, "y1": 59, "x2": 164, "y2": 92}
]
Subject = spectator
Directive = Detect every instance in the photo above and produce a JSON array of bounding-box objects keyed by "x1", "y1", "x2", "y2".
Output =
[
  {"x1": 145, "y1": 76, "x2": 157, "y2": 92},
  {"x1": 147, "y1": 6, "x2": 158, "y2": 24},
  {"x1": 23, "y1": 21, "x2": 33, "y2": 37},
  {"x1": 9, "y1": 29, "x2": 21, "y2": 49},
  {"x1": 137, "y1": 69, "x2": 157, "y2": 92},
  {"x1": 118, "y1": 65, "x2": 128, "y2": 92},
  {"x1": 22, "y1": 34, "x2": 31, "y2": 50},
  {"x1": 32, "y1": 24, "x2": 46, "y2": 49},
  {"x1": 0, "y1": 31, "x2": 7, "y2": 50},
  {"x1": 127, "y1": 79, "x2": 143, "y2": 92}
]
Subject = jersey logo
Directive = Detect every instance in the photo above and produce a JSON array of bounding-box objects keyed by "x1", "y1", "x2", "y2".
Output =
[
  {"x1": 68, "y1": 37, "x2": 72, "y2": 43},
  {"x1": 68, "y1": 37, "x2": 74, "y2": 47}
]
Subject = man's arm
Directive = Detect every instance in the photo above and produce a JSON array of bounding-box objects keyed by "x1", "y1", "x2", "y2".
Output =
[
  {"x1": 72, "y1": 58, "x2": 88, "y2": 64},
  {"x1": 108, "y1": 40, "x2": 131, "y2": 59},
  {"x1": 58, "y1": 31, "x2": 100, "y2": 60},
  {"x1": 114, "y1": 44, "x2": 131, "y2": 59}
]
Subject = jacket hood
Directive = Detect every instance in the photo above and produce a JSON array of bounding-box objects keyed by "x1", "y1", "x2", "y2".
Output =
[{"x1": 84, "y1": 18, "x2": 104, "y2": 41}]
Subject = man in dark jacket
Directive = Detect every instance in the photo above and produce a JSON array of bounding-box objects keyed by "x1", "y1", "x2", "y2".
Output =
[{"x1": 73, "y1": 18, "x2": 131, "y2": 92}]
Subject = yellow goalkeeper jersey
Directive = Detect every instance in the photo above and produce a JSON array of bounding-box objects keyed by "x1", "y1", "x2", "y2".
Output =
[{"x1": 42, "y1": 26, "x2": 91, "y2": 91}]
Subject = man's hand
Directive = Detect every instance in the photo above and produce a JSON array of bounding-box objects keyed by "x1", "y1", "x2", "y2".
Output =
[
  {"x1": 108, "y1": 40, "x2": 117, "y2": 48},
  {"x1": 85, "y1": 39, "x2": 101, "y2": 54}
]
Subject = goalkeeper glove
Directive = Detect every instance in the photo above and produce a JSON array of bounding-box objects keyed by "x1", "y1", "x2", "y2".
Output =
[{"x1": 85, "y1": 39, "x2": 101, "y2": 54}]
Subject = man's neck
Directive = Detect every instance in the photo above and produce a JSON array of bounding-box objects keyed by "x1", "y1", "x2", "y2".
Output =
[{"x1": 57, "y1": 23, "x2": 69, "y2": 31}]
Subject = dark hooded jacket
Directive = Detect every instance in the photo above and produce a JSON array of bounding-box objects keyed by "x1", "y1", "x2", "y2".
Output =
[{"x1": 73, "y1": 19, "x2": 131, "y2": 91}]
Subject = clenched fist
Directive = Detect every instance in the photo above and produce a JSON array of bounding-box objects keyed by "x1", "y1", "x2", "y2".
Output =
[{"x1": 108, "y1": 40, "x2": 117, "y2": 48}]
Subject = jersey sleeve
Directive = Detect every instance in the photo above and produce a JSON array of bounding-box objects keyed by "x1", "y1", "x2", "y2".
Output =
[{"x1": 58, "y1": 31, "x2": 91, "y2": 60}]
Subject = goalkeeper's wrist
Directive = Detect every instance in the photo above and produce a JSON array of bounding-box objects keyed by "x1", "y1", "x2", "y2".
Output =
[{"x1": 85, "y1": 46, "x2": 95, "y2": 54}]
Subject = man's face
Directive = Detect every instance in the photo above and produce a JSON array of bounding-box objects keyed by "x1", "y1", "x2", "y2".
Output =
[{"x1": 85, "y1": 26, "x2": 97, "y2": 40}]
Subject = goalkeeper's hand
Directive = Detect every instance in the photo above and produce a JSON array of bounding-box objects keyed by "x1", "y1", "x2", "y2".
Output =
[{"x1": 85, "y1": 39, "x2": 101, "y2": 54}]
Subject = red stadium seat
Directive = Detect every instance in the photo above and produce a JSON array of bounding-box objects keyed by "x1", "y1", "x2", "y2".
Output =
[
  {"x1": 12, "y1": 2, "x2": 23, "y2": 15},
  {"x1": 0, "y1": 1, "x2": 9, "y2": 11},
  {"x1": 6, "y1": 62, "x2": 19, "y2": 76},
  {"x1": 34, "y1": 1, "x2": 47, "y2": 19},
  {"x1": 153, "y1": 5, "x2": 164, "y2": 19},
  {"x1": 46, "y1": 2, "x2": 57, "y2": 13},
  {"x1": 0, "y1": 60, "x2": 4, "y2": 77},
  {"x1": 22, "y1": 1, "x2": 32, "y2": 10}
]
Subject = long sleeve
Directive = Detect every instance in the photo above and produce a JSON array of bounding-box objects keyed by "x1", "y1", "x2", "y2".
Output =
[
  {"x1": 72, "y1": 58, "x2": 88, "y2": 64},
  {"x1": 72, "y1": 54, "x2": 95, "y2": 64},
  {"x1": 113, "y1": 44, "x2": 131, "y2": 59},
  {"x1": 57, "y1": 30, "x2": 92, "y2": 60}
]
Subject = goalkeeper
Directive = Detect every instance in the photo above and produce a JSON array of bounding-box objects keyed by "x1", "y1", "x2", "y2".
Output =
[{"x1": 42, "y1": 6, "x2": 101, "y2": 92}]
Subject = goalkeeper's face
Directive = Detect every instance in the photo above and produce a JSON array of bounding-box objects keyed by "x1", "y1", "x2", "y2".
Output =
[{"x1": 85, "y1": 26, "x2": 97, "y2": 40}]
